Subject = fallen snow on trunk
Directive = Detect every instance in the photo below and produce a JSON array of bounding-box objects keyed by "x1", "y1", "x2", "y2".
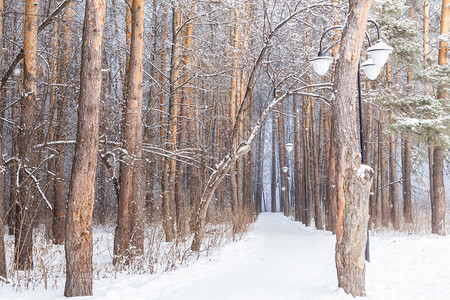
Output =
[{"x1": 3, "y1": 213, "x2": 450, "y2": 299}]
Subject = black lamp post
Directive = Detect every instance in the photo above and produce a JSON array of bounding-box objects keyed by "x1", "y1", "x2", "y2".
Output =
[{"x1": 310, "y1": 20, "x2": 392, "y2": 263}]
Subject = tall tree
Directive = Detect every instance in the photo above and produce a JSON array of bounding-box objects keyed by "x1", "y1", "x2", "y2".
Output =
[
  {"x1": 114, "y1": 0, "x2": 146, "y2": 264},
  {"x1": 333, "y1": 0, "x2": 374, "y2": 296},
  {"x1": 379, "y1": 112, "x2": 389, "y2": 228},
  {"x1": 389, "y1": 111, "x2": 400, "y2": 230},
  {"x1": 64, "y1": 0, "x2": 106, "y2": 296},
  {"x1": 271, "y1": 112, "x2": 277, "y2": 213},
  {"x1": 431, "y1": 0, "x2": 449, "y2": 236},
  {"x1": 15, "y1": 0, "x2": 39, "y2": 271},
  {"x1": 0, "y1": 0, "x2": 6, "y2": 281},
  {"x1": 293, "y1": 94, "x2": 303, "y2": 222},
  {"x1": 277, "y1": 102, "x2": 289, "y2": 216},
  {"x1": 402, "y1": 4, "x2": 414, "y2": 225},
  {"x1": 52, "y1": 1, "x2": 73, "y2": 245}
]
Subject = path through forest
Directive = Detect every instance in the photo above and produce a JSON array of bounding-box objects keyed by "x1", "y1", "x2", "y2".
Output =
[{"x1": 91, "y1": 213, "x2": 339, "y2": 300}]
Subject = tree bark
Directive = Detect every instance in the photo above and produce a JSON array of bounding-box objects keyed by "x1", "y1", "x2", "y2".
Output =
[
  {"x1": 431, "y1": 0, "x2": 449, "y2": 236},
  {"x1": 311, "y1": 98, "x2": 322, "y2": 229},
  {"x1": 0, "y1": 0, "x2": 7, "y2": 282},
  {"x1": 271, "y1": 112, "x2": 277, "y2": 213},
  {"x1": 334, "y1": 0, "x2": 373, "y2": 296},
  {"x1": 114, "y1": 0, "x2": 146, "y2": 264},
  {"x1": 402, "y1": 137, "x2": 412, "y2": 224},
  {"x1": 53, "y1": 1, "x2": 73, "y2": 245},
  {"x1": 64, "y1": 0, "x2": 105, "y2": 296},
  {"x1": 15, "y1": 0, "x2": 39, "y2": 271},
  {"x1": 369, "y1": 114, "x2": 380, "y2": 229},
  {"x1": 389, "y1": 112, "x2": 400, "y2": 230},
  {"x1": 379, "y1": 112, "x2": 389, "y2": 228},
  {"x1": 293, "y1": 95, "x2": 302, "y2": 222},
  {"x1": 277, "y1": 103, "x2": 289, "y2": 216}
]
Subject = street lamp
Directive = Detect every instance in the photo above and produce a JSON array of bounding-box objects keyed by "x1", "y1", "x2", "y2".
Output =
[
  {"x1": 311, "y1": 21, "x2": 392, "y2": 80},
  {"x1": 309, "y1": 20, "x2": 392, "y2": 263},
  {"x1": 282, "y1": 166, "x2": 289, "y2": 173},
  {"x1": 285, "y1": 131, "x2": 299, "y2": 154}
]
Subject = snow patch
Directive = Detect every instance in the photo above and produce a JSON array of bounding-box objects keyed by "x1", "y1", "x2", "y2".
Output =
[{"x1": 357, "y1": 164, "x2": 373, "y2": 179}]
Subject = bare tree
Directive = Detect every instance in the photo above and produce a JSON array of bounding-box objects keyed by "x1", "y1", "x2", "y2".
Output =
[
  {"x1": 15, "y1": 0, "x2": 39, "y2": 271},
  {"x1": 52, "y1": 1, "x2": 73, "y2": 245},
  {"x1": 0, "y1": 0, "x2": 6, "y2": 281},
  {"x1": 64, "y1": 0, "x2": 106, "y2": 296},
  {"x1": 114, "y1": 0, "x2": 146, "y2": 265}
]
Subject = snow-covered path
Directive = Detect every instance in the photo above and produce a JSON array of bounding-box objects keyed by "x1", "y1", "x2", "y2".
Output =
[
  {"x1": 86, "y1": 213, "x2": 339, "y2": 300},
  {"x1": 3, "y1": 212, "x2": 450, "y2": 300}
]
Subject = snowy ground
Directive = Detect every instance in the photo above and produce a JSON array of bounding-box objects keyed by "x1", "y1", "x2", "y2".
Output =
[{"x1": 2, "y1": 213, "x2": 450, "y2": 300}]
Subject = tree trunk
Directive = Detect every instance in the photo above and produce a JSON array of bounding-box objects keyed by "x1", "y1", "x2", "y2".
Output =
[
  {"x1": 114, "y1": 0, "x2": 146, "y2": 264},
  {"x1": 303, "y1": 96, "x2": 312, "y2": 226},
  {"x1": 229, "y1": 7, "x2": 242, "y2": 222},
  {"x1": 271, "y1": 112, "x2": 277, "y2": 213},
  {"x1": 164, "y1": 4, "x2": 181, "y2": 240},
  {"x1": 64, "y1": 0, "x2": 105, "y2": 296},
  {"x1": 431, "y1": 0, "x2": 449, "y2": 236},
  {"x1": 277, "y1": 103, "x2": 289, "y2": 216},
  {"x1": 0, "y1": 0, "x2": 7, "y2": 282},
  {"x1": 423, "y1": 1, "x2": 434, "y2": 218},
  {"x1": 311, "y1": 98, "x2": 322, "y2": 229},
  {"x1": 158, "y1": 4, "x2": 171, "y2": 240},
  {"x1": 379, "y1": 112, "x2": 389, "y2": 228},
  {"x1": 293, "y1": 95, "x2": 302, "y2": 222},
  {"x1": 369, "y1": 114, "x2": 380, "y2": 229},
  {"x1": 389, "y1": 112, "x2": 400, "y2": 230},
  {"x1": 334, "y1": 0, "x2": 374, "y2": 296},
  {"x1": 402, "y1": 137, "x2": 412, "y2": 224},
  {"x1": 53, "y1": 1, "x2": 73, "y2": 245},
  {"x1": 15, "y1": 0, "x2": 39, "y2": 271},
  {"x1": 255, "y1": 127, "x2": 265, "y2": 214}
]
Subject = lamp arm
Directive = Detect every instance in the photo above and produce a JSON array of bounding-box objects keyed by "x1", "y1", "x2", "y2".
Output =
[
  {"x1": 287, "y1": 130, "x2": 300, "y2": 142},
  {"x1": 319, "y1": 25, "x2": 343, "y2": 55},
  {"x1": 319, "y1": 21, "x2": 376, "y2": 55},
  {"x1": 367, "y1": 19, "x2": 381, "y2": 40}
]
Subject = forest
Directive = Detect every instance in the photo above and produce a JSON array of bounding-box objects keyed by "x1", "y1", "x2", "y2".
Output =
[{"x1": 0, "y1": 0, "x2": 449, "y2": 298}]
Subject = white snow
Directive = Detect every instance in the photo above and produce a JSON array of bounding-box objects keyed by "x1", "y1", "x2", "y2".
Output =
[
  {"x1": 2, "y1": 213, "x2": 450, "y2": 299},
  {"x1": 357, "y1": 164, "x2": 373, "y2": 179}
]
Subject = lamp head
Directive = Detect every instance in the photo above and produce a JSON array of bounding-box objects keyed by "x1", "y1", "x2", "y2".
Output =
[
  {"x1": 311, "y1": 51, "x2": 333, "y2": 76},
  {"x1": 361, "y1": 58, "x2": 381, "y2": 80},
  {"x1": 282, "y1": 166, "x2": 289, "y2": 173},
  {"x1": 367, "y1": 40, "x2": 393, "y2": 67},
  {"x1": 285, "y1": 143, "x2": 294, "y2": 153}
]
